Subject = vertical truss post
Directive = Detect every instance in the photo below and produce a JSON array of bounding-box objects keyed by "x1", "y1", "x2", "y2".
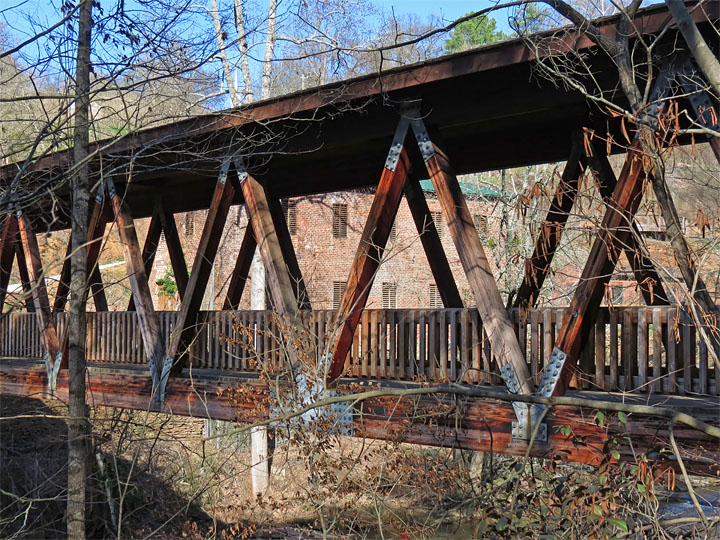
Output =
[
  {"x1": 515, "y1": 136, "x2": 585, "y2": 310},
  {"x1": 16, "y1": 210, "x2": 62, "y2": 391},
  {"x1": 408, "y1": 114, "x2": 535, "y2": 407},
  {"x1": 107, "y1": 178, "x2": 170, "y2": 401},
  {"x1": 168, "y1": 160, "x2": 235, "y2": 373},
  {"x1": 327, "y1": 113, "x2": 412, "y2": 381},
  {"x1": 403, "y1": 175, "x2": 463, "y2": 308},
  {"x1": 0, "y1": 215, "x2": 18, "y2": 310},
  {"x1": 223, "y1": 218, "x2": 257, "y2": 310}
]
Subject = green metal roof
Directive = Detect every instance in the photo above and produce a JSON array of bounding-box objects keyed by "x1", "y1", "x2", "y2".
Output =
[{"x1": 419, "y1": 179, "x2": 506, "y2": 199}]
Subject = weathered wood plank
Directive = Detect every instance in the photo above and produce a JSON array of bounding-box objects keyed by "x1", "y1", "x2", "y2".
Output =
[
  {"x1": 328, "y1": 134, "x2": 410, "y2": 380},
  {"x1": 419, "y1": 128, "x2": 534, "y2": 395}
]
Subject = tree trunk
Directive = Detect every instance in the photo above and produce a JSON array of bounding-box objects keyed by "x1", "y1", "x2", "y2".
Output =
[{"x1": 67, "y1": 0, "x2": 92, "y2": 538}]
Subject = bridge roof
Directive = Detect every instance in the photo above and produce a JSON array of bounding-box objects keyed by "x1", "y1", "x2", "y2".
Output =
[{"x1": 1, "y1": 2, "x2": 717, "y2": 229}]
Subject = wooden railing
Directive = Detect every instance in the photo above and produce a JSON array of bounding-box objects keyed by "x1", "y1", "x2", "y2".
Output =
[{"x1": 0, "y1": 307, "x2": 717, "y2": 395}]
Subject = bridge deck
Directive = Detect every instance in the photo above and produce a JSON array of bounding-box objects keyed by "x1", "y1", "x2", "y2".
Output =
[{"x1": 2, "y1": 358, "x2": 718, "y2": 476}]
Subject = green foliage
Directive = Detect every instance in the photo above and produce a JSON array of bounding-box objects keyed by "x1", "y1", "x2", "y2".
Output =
[
  {"x1": 444, "y1": 13, "x2": 506, "y2": 53},
  {"x1": 509, "y1": 3, "x2": 552, "y2": 35},
  {"x1": 155, "y1": 270, "x2": 177, "y2": 298}
]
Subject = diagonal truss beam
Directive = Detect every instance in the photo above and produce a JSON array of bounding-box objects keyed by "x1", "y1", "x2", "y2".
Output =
[
  {"x1": 240, "y1": 170, "x2": 303, "y2": 320},
  {"x1": 14, "y1": 240, "x2": 35, "y2": 313},
  {"x1": 159, "y1": 205, "x2": 189, "y2": 301},
  {"x1": 54, "y1": 192, "x2": 110, "y2": 312},
  {"x1": 268, "y1": 197, "x2": 311, "y2": 310},
  {"x1": 0, "y1": 215, "x2": 18, "y2": 310},
  {"x1": 168, "y1": 160, "x2": 235, "y2": 373},
  {"x1": 410, "y1": 118, "x2": 534, "y2": 396},
  {"x1": 128, "y1": 207, "x2": 162, "y2": 311},
  {"x1": 404, "y1": 175, "x2": 463, "y2": 308},
  {"x1": 545, "y1": 140, "x2": 648, "y2": 398},
  {"x1": 328, "y1": 116, "x2": 412, "y2": 381},
  {"x1": 586, "y1": 142, "x2": 669, "y2": 306},
  {"x1": 107, "y1": 178, "x2": 169, "y2": 400},
  {"x1": 240, "y1": 167, "x2": 310, "y2": 369},
  {"x1": 515, "y1": 136, "x2": 585, "y2": 310},
  {"x1": 223, "y1": 217, "x2": 256, "y2": 311},
  {"x1": 16, "y1": 210, "x2": 62, "y2": 389}
]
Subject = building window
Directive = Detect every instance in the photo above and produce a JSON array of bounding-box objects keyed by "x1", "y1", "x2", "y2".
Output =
[
  {"x1": 332, "y1": 203, "x2": 348, "y2": 238},
  {"x1": 332, "y1": 281, "x2": 346, "y2": 310},
  {"x1": 473, "y1": 214, "x2": 488, "y2": 238},
  {"x1": 282, "y1": 199, "x2": 297, "y2": 235},
  {"x1": 184, "y1": 213, "x2": 194, "y2": 237},
  {"x1": 429, "y1": 284, "x2": 443, "y2": 309},
  {"x1": 431, "y1": 211, "x2": 443, "y2": 240},
  {"x1": 612, "y1": 285, "x2": 623, "y2": 305},
  {"x1": 236, "y1": 206, "x2": 243, "y2": 227},
  {"x1": 389, "y1": 220, "x2": 397, "y2": 242},
  {"x1": 382, "y1": 282, "x2": 397, "y2": 309}
]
